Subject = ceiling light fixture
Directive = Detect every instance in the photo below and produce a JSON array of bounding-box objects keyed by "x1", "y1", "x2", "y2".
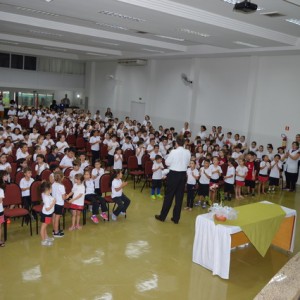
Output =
[
  {"x1": 95, "y1": 22, "x2": 128, "y2": 31},
  {"x1": 286, "y1": 18, "x2": 300, "y2": 26},
  {"x1": 86, "y1": 52, "x2": 107, "y2": 56},
  {"x1": 0, "y1": 40, "x2": 19, "y2": 45},
  {"x1": 222, "y1": 0, "x2": 263, "y2": 11},
  {"x1": 29, "y1": 30, "x2": 63, "y2": 37},
  {"x1": 234, "y1": 41, "x2": 260, "y2": 47},
  {"x1": 91, "y1": 40, "x2": 119, "y2": 46},
  {"x1": 98, "y1": 10, "x2": 146, "y2": 22},
  {"x1": 43, "y1": 47, "x2": 67, "y2": 51},
  {"x1": 16, "y1": 6, "x2": 59, "y2": 17},
  {"x1": 142, "y1": 48, "x2": 165, "y2": 53},
  {"x1": 180, "y1": 28, "x2": 210, "y2": 37},
  {"x1": 44, "y1": 0, "x2": 54, "y2": 2},
  {"x1": 155, "y1": 35, "x2": 185, "y2": 42}
]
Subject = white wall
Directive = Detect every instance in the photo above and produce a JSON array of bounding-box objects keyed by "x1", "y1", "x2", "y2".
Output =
[
  {"x1": 86, "y1": 55, "x2": 300, "y2": 149},
  {"x1": 0, "y1": 68, "x2": 85, "y2": 107}
]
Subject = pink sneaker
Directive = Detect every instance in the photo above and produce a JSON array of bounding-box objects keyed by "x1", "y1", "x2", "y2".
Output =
[
  {"x1": 69, "y1": 226, "x2": 76, "y2": 231},
  {"x1": 91, "y1": 215, "x2": 99, "y2": 224},
  {"x1": 100, "y1": 212, "x2": 108, "y2": 221},
  {"x1": 76, "y1": 225, "x2": 82, "y2": 230}
]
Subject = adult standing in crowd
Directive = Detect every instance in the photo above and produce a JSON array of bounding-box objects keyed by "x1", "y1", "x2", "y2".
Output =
[
  {"x1": 284, "y1": 141, "x2": 300, "y2": 192},
  {"x1": 105, "y1": 107, "x2": 113, "y2": 119},
  {"x1": 155, "y1": 137, "x2": 191, "y2": 224},
  {"x1": 0, "y1": 93, "x2": 4, "y2": 120},
  {"x1": 61, "y1": 94, "x2": 70, "y2": 108}
]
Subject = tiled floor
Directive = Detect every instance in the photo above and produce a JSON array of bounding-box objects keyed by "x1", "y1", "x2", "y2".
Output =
[{"x1": 0, "y1": 183, "x2": 299, "y2": 300}]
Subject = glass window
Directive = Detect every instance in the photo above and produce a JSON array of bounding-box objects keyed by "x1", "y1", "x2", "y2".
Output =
[
  {"x1": 24, "y1": 56, "x2": 37, "y2": 71},
  {"x1": 11, "y1": 54, "x2": 24, "y2": 69},
  {"x1": 0, "y1": 53, "x2": 10, "y2": 68}
]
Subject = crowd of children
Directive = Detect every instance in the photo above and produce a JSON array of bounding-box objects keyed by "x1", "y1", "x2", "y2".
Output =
[{"x1": 0, "y1": 106, "x2": 299, "y2": 246}]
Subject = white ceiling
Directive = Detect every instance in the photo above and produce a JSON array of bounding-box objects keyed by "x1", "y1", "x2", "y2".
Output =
[{"x1": 1, "y1": 0, "x2": 300, "y2": 60}]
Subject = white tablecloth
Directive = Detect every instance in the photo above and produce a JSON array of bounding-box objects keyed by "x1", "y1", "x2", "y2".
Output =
[{"x1": 192, "y1": 201, "x2": 297, "y2": 279}]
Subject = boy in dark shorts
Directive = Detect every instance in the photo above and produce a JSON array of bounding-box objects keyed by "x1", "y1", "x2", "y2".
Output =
[{"x1": 245, "y1": 151, "x2": 256, "y2": 196}]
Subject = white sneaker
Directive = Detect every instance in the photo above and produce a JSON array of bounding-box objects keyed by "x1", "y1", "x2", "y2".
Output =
[
  {"x1": 46, "y1": 237, "x2": 54, "y2": 242},
  {"x1": 120, "y1": 212, "x2": 126, "y2": 216},
  {"x1": 41, "y1": 240, "x2": 53, "y2": 246},
  {"x1": 111, "y1": 213, "x2": 117, "y2": 221}
]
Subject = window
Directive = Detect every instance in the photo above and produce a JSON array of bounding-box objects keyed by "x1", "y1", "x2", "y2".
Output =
[
  {"x1": 0, "y1": 53, "x2": 10, "y2": 68},
  {"x1": 24, "y1": 56, "x2": 37, "y2": 71},
  {"x1": 11, "y1": 54, "x2": 24, "y2": 69}
]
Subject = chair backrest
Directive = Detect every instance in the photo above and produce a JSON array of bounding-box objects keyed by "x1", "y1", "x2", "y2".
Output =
[
  {"x1": 30, "y1": 181, "x2": 42, "y2": 203},
  {"x1": 7, "y1": 155, "x2": 14, "y2": 163},
  {"x1": 49, "y1": 161, "x2": 59, "y2": 168},
  {"x1": 100, "y1": 144, "x2": 108, "y2": 159},
  {"x1": 15, "y1": 171, "x2": 24, "y2": 185},
  {"x1": 40, "y1": 169, "x2": 52, "y2": 181},
  {"x1": 76, "y1": 137, "x2": 86, "y2": 149},
  {"x1": 85, "y1": 142, "x2": 91, "y2": 153},
  {"x1": 29, "y1": 161, "x2": 37, "y2": 179},
  {"x1": 127, "y1": 156, "x2": 138, "y2": 170},
  {"x1": 142, "y1": 154, "x2": 150, "y2": 169},
  {"x1": 10, "y1": 162, "x2": 17, "y2": 182},
  {"x1": 220, "y1": 163, "x2": 228, "y2": 176},
  {"x1": 3, "y1": 183, "x2": 22, "y2": 206},
  {"x1": 100, "y1": 173, "x2": 112, "y2": 194},
  {"x1": 62, "y1": 177, "x2": 73, "y2": 194},
  {"x1": 64, "y1": 167, "x2": 73, "y2": 178},
  {"x1": 144, "y1": 160, "x2": 153, "y2": 176},
  {"x1": 123, "y1": 149, "x2": 135, "y2": 162},
  {"x1": 66, "y1": 134, "x2": 76, "y2": 146}
]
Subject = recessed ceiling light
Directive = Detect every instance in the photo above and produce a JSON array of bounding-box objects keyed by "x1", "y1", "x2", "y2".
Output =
[
  {"x1": 286, "y1": 18, "x2": 300, "y2": 26},
  {"x1": 16, "y1": 6, "x2": 59, "y2": 17},
  {"x1": 98, "y1": 10, "x2": 146, "y2": 22},
  {"x1": 86, "y1": 52, "x2": 107, "y2": 56},
  {"x1": 29, "y1": 30, "x2": 63, "y2": 37},
  {"x1": 43, "y1": 46, "x2": 67, "y2": 52},
  {"x1": 155, "y1": 35, "x2": 185, "y2": 42},
  {"x1": 180, "y1": 28, "x2": 210, "y2": 37},
  {"x1": 95, "y1": 23, "x2": 128, "y2": 31},
  {"x1": 0, "y1": 40, "x2": 19, "y2": 45},
  {"x1": 44, "y1": 0, "x2": 54, "y2": 2},
  {"x1": 234, "y1": 41, "x2": 260, "y2": 47},
  {"x1": 142, "y1": 48, "x2": 165, "y2": 53},
  {"x1": 91, "y1": 40, "x2": 119, "y2": 46}
]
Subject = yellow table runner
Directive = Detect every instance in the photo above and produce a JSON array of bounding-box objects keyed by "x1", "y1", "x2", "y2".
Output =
[{"x1": 215, "y1": 203, "x2": 286, "y2": 257}]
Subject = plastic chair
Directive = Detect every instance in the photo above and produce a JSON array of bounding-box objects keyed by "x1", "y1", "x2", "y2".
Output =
[{"x1": 3, "y1": 183, "x2": 32, "y2": 240}]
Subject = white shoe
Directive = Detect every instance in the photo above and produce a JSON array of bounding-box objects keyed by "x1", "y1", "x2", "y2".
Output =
[
  {"x1": 111, "y1": 213, "x2": 117, "y2": 221},
  {"x1": 46, "y1": 237, "x2": 54, "y2": 242},
  {"x1": 120, "y1": 212, "x2": 126, "y2": 216},
  {"x1": 41, "y1": 240, "x2": 53, "y2": 246}
]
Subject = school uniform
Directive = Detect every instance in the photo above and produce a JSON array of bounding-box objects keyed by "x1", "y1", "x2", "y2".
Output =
[
  {"x1": 40, "y1": 193, "x2": 55, "y2": 224},
  {"x1": 89, "y1": 136, "x2": 101, "y2": 165},
  {"x1": 235, "y1": 165, "x2": 248, "y2": 186},
  {"x1": 20, "y1": 177, "x2": 34, "y2": 210},
  {"x1": 52, "y1": 182, "x2": 66, "y2": 215},
  {"x1": 113, "y1": 154, "x2": 123, "y2": 170},
  {"x1": 258, "y1": 161, "x2": 270, "y2": 183},
  {"x1": 186, "y1": 167, "x2": 199, "y2": 208},
  {"x1": 84, "y1": 179, "x2": 107, "y2": 215},
  {"x1": 111, "y1": 178, "x2": 131, "y2": 216},
  {"x1": 70, "y1": 184, "x2": 85, "y2": 210},
  {"x1": 224, "y1": 165, "x2": 235, "y2": 194},
  {"x1": 269, "y1": 161, "x2": 282, "y2": 186},
  {"x1": 198, "y1": 167, "x2": 211, "y2": 197}
]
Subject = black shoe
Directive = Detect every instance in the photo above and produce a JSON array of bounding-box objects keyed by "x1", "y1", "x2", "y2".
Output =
[
  {"x1": 155, "y1": 215, "x2": 164, "y2": 222},
  {"x1": 53, "y1": 232, "x2": 64, "y2": 238},
  {"x1": 228, "y1": 195, "x2": 232, "y2": 201},
  {"x1": 171, "y1": 218, "x2": 178, "y2": 224}
]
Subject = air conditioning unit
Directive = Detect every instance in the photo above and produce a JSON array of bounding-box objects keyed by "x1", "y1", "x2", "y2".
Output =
[{"x1": 118, "y1": 59, "x2": 147, "y2": 66}]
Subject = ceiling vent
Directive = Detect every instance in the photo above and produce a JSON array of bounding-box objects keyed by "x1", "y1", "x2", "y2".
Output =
[
  {"x1": 261, "y1": 11, "x2": 286, "y2": 17},
  {"x1": 118, "y1": 59, "x2": 147, "y2": 66}
]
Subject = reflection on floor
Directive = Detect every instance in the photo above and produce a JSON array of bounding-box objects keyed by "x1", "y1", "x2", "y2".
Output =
[{"x1": 0, "y1": 182, "x2": 299, "y2": 300}]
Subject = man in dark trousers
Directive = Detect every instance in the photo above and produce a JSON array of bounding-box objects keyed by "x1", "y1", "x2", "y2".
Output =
[{"x1": 155, "y1": 136, "x2": 191, "y2": 224}]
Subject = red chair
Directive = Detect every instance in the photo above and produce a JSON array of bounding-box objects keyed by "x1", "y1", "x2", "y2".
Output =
[
  {"x1": 100, "y1": 173, "x2": 115, "y2": 221},
  {"x1": 7, "y1": 155, "x2": 14, "y2": 163},
  {"x1": 10, "y1": 162, "x2": 17, "y2": 183},
  {"x1": 85, "y1": 143, "x2": 92, "y2": 161},
  {"x1": 140, "y1": 160, "x2": 153, "y2": 192},
  {"x1": 126, "y1": 156, "x2": 144, "y2": 189},
  {"x1": 141, "y1": 154, "x2": 150, "y2": 170},
  {"x1": 29, "y1": 161, "x2": 37, "y2": 179},
  {"x1": 3, "y1": 183, "x2": 32, "y2": 240},
  {"x1": 15, "y1": 171, "x2": 24, "y2": 185},
  {"x1": 40, "y1": 169, "x2": 52, "y2": 181},
  {"x1": 64, "y1": 167, "x2": 73, "y2": 178},
  {"x1": 75, "y1": 137, "x2": 86, "y2": 153},
  {"x1": 30, "y1": 181, "x2": 43, "y2": 234},
  {"x1": 61, "y1": 177, "x2": 73, "y2": 228},
  {"x1": 100, "y1": 144, "x2": 108, "y2": 163},
  {"x1": 66, "y1": 134, "x2": 76, "y2": 146},
  {"x1": 123, "y1": 149, "x2": 135, "y2": 170}
]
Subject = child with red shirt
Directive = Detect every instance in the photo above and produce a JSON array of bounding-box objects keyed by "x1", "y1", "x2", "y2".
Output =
[{"x1": 245, "y1": 152, "x2": 256, "y2": 196}]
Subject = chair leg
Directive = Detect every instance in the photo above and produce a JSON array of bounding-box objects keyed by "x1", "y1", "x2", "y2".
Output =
[
  {"x1": 141, "y1": 179, "x2": 147, "y2": 192},
  {"x1": 83, "y1": 208, "x2": 86, "y2": 225},
  {"x1": 29, "y1": 215, "x2": 32, "y2": 236},
  {"x1": 4, "y1": 220, "x2": 7, "y2": 241},
  {"x1": 36, "y1": 217, "x2": 39, "y2": 235}
]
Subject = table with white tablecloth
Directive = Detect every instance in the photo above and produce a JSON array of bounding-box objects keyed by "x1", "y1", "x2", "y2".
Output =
[{"x1": 192, "y1": 201, "x2": 297, "y2": 279}]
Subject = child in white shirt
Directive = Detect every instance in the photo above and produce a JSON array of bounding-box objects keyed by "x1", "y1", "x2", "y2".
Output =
[
  {"x1": 151, "y1": 155, "x2": 164, "y2": 200},
  {"x1": 113, "y1": 147, "x2": 123, "y2": 170},
  {"x1": 185, "y1": 160, "x2": 199, "y2": 210},
  {"x1": 258, "y1": 155, "x2": 270, "y2": 194},
  {"x1": 66, "y1": 173, "x2": 85, "y2": 230},
  {"x1": 268, "y1": 154, "x2": 282, "y2": 193},
  {"x1": 235, "y1": 158, "x2": 248, "y2": 199},
  {"x1": 224, "y1": 158, "x2": 235, "y2": 200}
]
